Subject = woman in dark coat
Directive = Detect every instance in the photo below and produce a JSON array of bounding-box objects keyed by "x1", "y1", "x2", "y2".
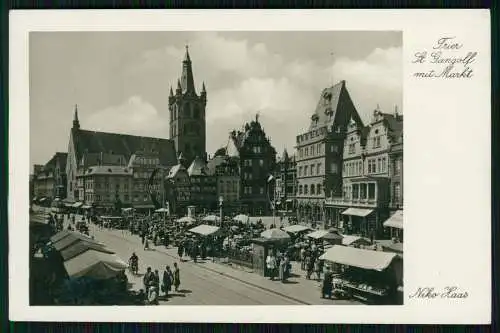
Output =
[
  {"x1": 177, "y1": 243, "x2": 184, "y2": 261},
  {"x1": 173, "y1": 263, "x2": 181, "y2": 292},
  {"x1": 162, "y1": 266, "x2": 173, "y2": 296}
]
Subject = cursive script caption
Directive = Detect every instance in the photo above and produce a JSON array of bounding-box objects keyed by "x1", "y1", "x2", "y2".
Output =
[
  {"x1": 412, "y1": 36, "x2": 477, "y2": 79},
  {"x1": 409, "y1": 286, "x2": 469, "y2": 299}
]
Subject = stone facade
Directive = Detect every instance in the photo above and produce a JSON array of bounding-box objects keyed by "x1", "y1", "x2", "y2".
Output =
[
  {"x1": 187, "y1": 155, "x2": 217, "y2": 212},
  {"x1": 274, "y1": 149, "x2": 297, "y2": 214},
  {"x1": 168, "y1": 46, "x2": 207, "y2": 167},
  {"x1": 324, "y1": 106, "x2": 403, "y2": 238},
  {"x1": 296, "y1": 80, "x2": 363, "y2": 224},
  {"x1": 230, "y1": 116, "x2": 277, "y2": 215},
  {"x1": 33, "y1": 152, "x2": 68, "y2": 203}
]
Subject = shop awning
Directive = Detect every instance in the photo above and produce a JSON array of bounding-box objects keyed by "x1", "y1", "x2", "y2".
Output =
[
  {"x1": 39, "y1": 197, "x2": 47, "y2": 202},
  {"x1": 32, "y1": 197, "x2": 38, "y2": 201},
  {"x1": 260, "y1": 228, "x2": 291, "y2": 241},
  {"x1": 383, "y1": 210, "x2": 403, "y2": 229},
  {"x1": 72, "y1": 202, "x2": 83, "y2": 208},
  {"x1": 50, "y1": 231, "x2": 103, "y2": 251},
  {"x1": 286, "y1": 199, "x2": 293, "y2": 203},
  {"x1": 283, "y1": 225, "x2": 311, "y2": 234},
  {"x1": 64, "y1": 203, "x2": 74, "y2": 207},
  {"x1": 319, "y1": 245, "x2": 397, "y2": 271},
  {"x1": 341, "y1": 208, "x2": 373, "y2": 217},
  {"x1": 155, "y1": 208, "x2": 169, "y2": 213},
  {"x1": 134, "y1": 204, "x2": 155, "y2": 209},
  {"x1": 64, "y1": 250, "x2": 128, "y2": 279},
  {"x1": 82, "y1": 205, "x2": 92, "y2": 209},
  {"x1": 188, "y1": 224, "x2": 220, "y2": 236}
]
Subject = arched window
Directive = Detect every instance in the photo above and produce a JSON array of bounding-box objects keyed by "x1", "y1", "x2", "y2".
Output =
[
  {"x1": 317, "y1": 184, "x2": 322, "y2": 195},
  {"x1": 310, "y1": 184, "x2": 315, "y2": 195},
  {"x1": 304, "y1": 185, "x2": 308, "y2": 195},
  {"x1": 299, "y1": 185, "x2": 303, "y2": 195}
]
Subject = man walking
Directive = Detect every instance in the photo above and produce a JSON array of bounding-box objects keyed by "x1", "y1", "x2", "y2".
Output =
[{"x1": 266, "y1": 251, "x2": 277, "y2": 281}]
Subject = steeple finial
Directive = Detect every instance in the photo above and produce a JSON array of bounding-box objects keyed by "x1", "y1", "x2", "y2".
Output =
[
  {"x1": 73, "y1": 104, "x2": 80, "y2": 129},
  {"x1": 169, "y1": 86, "x2": 174, "y2": 97},
  {"x1": 180, "y1": 45, "x2": 196, "y2": 94},
  {"x1": 202, "y1": 81, "x2": 206, "y2": 93},
  {"x1": 176, "y1": 79, "x2": 182, "y2": 93},
  {"x1": 255, "y1": 112, "x2": 260, "y2": 123}
]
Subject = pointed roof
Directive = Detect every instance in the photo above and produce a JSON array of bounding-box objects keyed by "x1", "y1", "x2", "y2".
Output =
[
  {"x1": 169, "y1": 86, "x2": 174, "y2": 96},
  {"x1": 167, "y1": 163, "x2": 186, "y2": 179},
  {"x1": 180, "y1": 45, "x2": 196, "y2": 94},
  {"x1": 187, "y1": 155, "x2": 208, "y2": 176},
  {"x1": 70, "y1": 128, "x2": 177, "y2": 168},
  {"x1": 201, "y1": 81, "x2": 206, "y2": 93},
  {"x1": 282, "y1": 149, "x2": 289, "y2": 161},
  {"x1": 73, "y1": 104, "x2": 80, "y2": 129},
  {"x1": 177, "y1": 151, "x2": 185, "y2": 163},
  {"x1": 309, "y1": 80, "x2": 363, "y2": 131}
]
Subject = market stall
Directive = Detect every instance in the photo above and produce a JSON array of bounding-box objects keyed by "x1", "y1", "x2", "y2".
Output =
[
  {"x1": 307, "y1": 229, "x2": 344, "y2": 246},
  {"x1": 341, "y1": 235, "x2": 371, "y2": 247},
  {"x1": 320, "y1": 245, "x2": 400, "y2": 304}
]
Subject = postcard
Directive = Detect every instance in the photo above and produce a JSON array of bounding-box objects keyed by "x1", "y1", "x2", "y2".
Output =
[{"x1": 9, "y1": 9, "x2": 491, "y2": 324}]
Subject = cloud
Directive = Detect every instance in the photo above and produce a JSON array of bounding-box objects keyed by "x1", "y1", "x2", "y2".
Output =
[
  {"x1": 85, "y1": 96, "x2": 169, "y2": 138},
  {"x1": 124, "y1": 32, "x2": 402, "y2": 155}
]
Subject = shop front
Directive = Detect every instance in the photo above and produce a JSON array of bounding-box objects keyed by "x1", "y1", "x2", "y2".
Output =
[
  {"x1": 383, "y1": 210, "x2": 403, "y2": 241},
  {"x1": 341, "y1": 207, "x2": 375, "y2": 237}
]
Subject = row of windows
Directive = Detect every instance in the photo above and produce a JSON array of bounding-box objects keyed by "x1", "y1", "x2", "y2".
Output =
[
  {"x1": 367, "y1": 157, "x2": 387, "y2": 174},
  {"x1": 343, "y1": 160, "x2": 363, "y2": 177},
  {"x1": 191, "y1": 185, "x2": 217, "y2": 193},
  {"x1": 298, "y1": 183, "x2": 323, "y2": 195},
  {"x1": 296, "y1": 126, "x2": 328, "y2": 143},
  {"x1": 343, "y1": 183, "x2": 376, "y2": 200},
  {"x1": 243, "y1": 159, "x2": 265, "y2": 167},
  {"x1": 298, "y1": 143, "x2": 324, "y2": 159},
  {"x1": 298, "y1": 162, "x2": 338, "y2": 177},
  {"x1": 135, "y1": 157, "x2": 160, "y2": 166},
  {"x1": 219, "y1": 180, "x2": 239, "y2": 193}
]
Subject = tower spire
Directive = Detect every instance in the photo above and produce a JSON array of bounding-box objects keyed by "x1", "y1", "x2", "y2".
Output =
[
  {"x1": 181, "y1": 44, "x2": 196, "y2": 95},
  {"x1": 73, "y1": 104, "x2": 80, "y2": 129}
]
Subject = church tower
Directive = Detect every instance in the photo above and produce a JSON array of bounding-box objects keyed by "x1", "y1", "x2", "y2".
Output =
[{"x1": 169, "y1": 46, "x2": 207, "y2": 167}]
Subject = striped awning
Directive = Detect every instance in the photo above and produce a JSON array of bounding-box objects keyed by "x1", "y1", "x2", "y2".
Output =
[{"x1": 383, "y1": 210, "x2": 403, "y2": 229}]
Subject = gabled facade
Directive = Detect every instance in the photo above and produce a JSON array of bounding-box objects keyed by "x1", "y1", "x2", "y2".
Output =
[
  {"x1": 230, "y1": 115, "x2": 277, "y2": 215},
  {"x1": 207, "y1": 151, "x2": 241, "y2": 215},
  {"x1": 166, "y1": 153, "x2": 191, "y2": 216},
  {"x1": 33, "y1": 152, "x2": 68, "y2": 203},
  {"x1": 274, "y1": 149, "x2": 297, "y2": 214},
  {"x1": 295, "y1": 80, "x2": 363, "y2": 224},
  {"x1": 168, "y1": 46, "x2": 207, "y2": 167},
  {"x1": 325, "y1": 106, "x2": 403, "y2": 238},
  {"x1": 187, "y1": 155, "x2": 217, "y2": 212}
]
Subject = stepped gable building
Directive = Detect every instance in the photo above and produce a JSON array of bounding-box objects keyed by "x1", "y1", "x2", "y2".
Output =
[
  {"x1": 65, "y1": 104, "x2": 177, "y2": 211},
  {"x1": 168, "y1": 46, "x2": 207, "y2": 167},
  {"x1": 296, "y1": 80, "x2": 363, "y2": 224},
  {"x1": 33, "y1": 152, "x2": 68, "y2": 203},
  {"x1": 230, "y1": 115, "x2": 277, "y2": 215},
  {"x1": 324, "y1": 105, "x2": 403, "y2": 238},
  {"x1": 274, "y1": 149, "x2": 297, "y2": 214},
  {"x1": 187, "y1": 155, "x2": 217, "y2": 212}
]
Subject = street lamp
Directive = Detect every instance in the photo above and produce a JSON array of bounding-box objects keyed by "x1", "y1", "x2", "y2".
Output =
[{"x1": 219, "y1": 196, "x2": 223, "y2": 227}]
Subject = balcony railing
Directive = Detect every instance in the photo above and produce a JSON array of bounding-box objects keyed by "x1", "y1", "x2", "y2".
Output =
[{"x1": 325, "y1": 197, "x2": 378, "y2": 208}]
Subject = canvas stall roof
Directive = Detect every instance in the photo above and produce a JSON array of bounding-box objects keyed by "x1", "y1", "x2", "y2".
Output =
[
  {"x1": 341, "y1": 235, "x2": 371, "y2": 246},
  {"x1": 383, "y1": 210, "x2": 403, "y2": 229},
  {"x1": 233, "y1": 214, "x2": 250, "y2": 223},
  {"x1": 202, "y1": 215, "x2": 220, "y2": 222},
  {"x1": 307, "y1": 230, "x2": 329, "y2": 239},
  {"x1": 60, "y1": 241, "x2": 114, "y2": 262},
  {"x1": 72, "y1": 202, "x2": 83, "y2": 208},
  {"x1": 283, "y1": 225, "x2": 311, "y2": 233},
  {"x1": 188, "y1": 224, "x2": 220, "y2": 236},
  {"x1": 64, "y1": 249, "x2": 128, "y2": 279},
  {"x1": 319, "y1": 245, "x2": 397, "y2": 271},
  {"x1": 50, "y1": 230, "x2": 72, "y2": 243},
  {"x1": 260, "y1": 228, "x2": 291, "y2": 240},
  {"x1": 52, "y1": 232, "x2": 103, "y2": 251},
  {"x1": 341, "y1": 208, "x2": 373, "y2": 217},
  {"x1": 176, "y1": 216, "x2": 196, "y2": 224}
]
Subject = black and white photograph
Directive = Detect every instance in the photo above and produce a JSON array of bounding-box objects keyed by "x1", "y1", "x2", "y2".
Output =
[{"x1": 28, "y1": 31, "x2": 404, "y2": 306}]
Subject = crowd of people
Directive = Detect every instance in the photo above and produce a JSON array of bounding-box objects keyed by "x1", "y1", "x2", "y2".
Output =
[{"x1": 138, "y1": 263, "x2": 181, "y2": 305}]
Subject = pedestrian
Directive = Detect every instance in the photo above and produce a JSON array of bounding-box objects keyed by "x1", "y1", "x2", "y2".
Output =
[
  {"x1": 192, "y1": 241, "x2": 198, "y2": 263},
  {"x1": 284, "y1": 253, "x2": 291, "y2": 279},
  {"x1": 314, "y1": 257, "x2": 322, "y2": 281},
  {"x1": 162, "y1": 266, "x2": 173, "y2": 297},
  {"x1": 153, "y1": 269, "x2": 160, "y2": 292},
  {"x1": 173, "y1": 263, "x2": 181, "y2": 292},
  {"x1": 279, "y1": 258, "x2": 286, "y2": 283},
  {"x1": 306, "y1": 256, "x2": 314, "y2": 280},
  {"x1": 321, "y1": 265, "x2": 333, "y2": 299},
  {"x1": 143, "y1": 267, "x2": 153, "y2": 292},
  {"x1": 178, "y1": 242, "x2": 184, "y2": 261},
  {"x1": 266, "y1": 251, "x2": 277, "y2": 281},
  {"x1": 300, "y1": 247, "x2": 306, "y2": 270}
]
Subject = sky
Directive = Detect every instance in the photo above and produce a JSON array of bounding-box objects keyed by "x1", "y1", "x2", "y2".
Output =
[{"x1": 30, "y1": 31, "x2": 402, "y2": 167}]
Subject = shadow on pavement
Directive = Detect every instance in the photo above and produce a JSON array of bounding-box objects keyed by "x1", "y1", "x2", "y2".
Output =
[
  {"x1": 178, "y1": 289, "x2": 192, "y2": 294},
  {"x1": 281, "y1": 280, "x2": 299, "y2": 284}
]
